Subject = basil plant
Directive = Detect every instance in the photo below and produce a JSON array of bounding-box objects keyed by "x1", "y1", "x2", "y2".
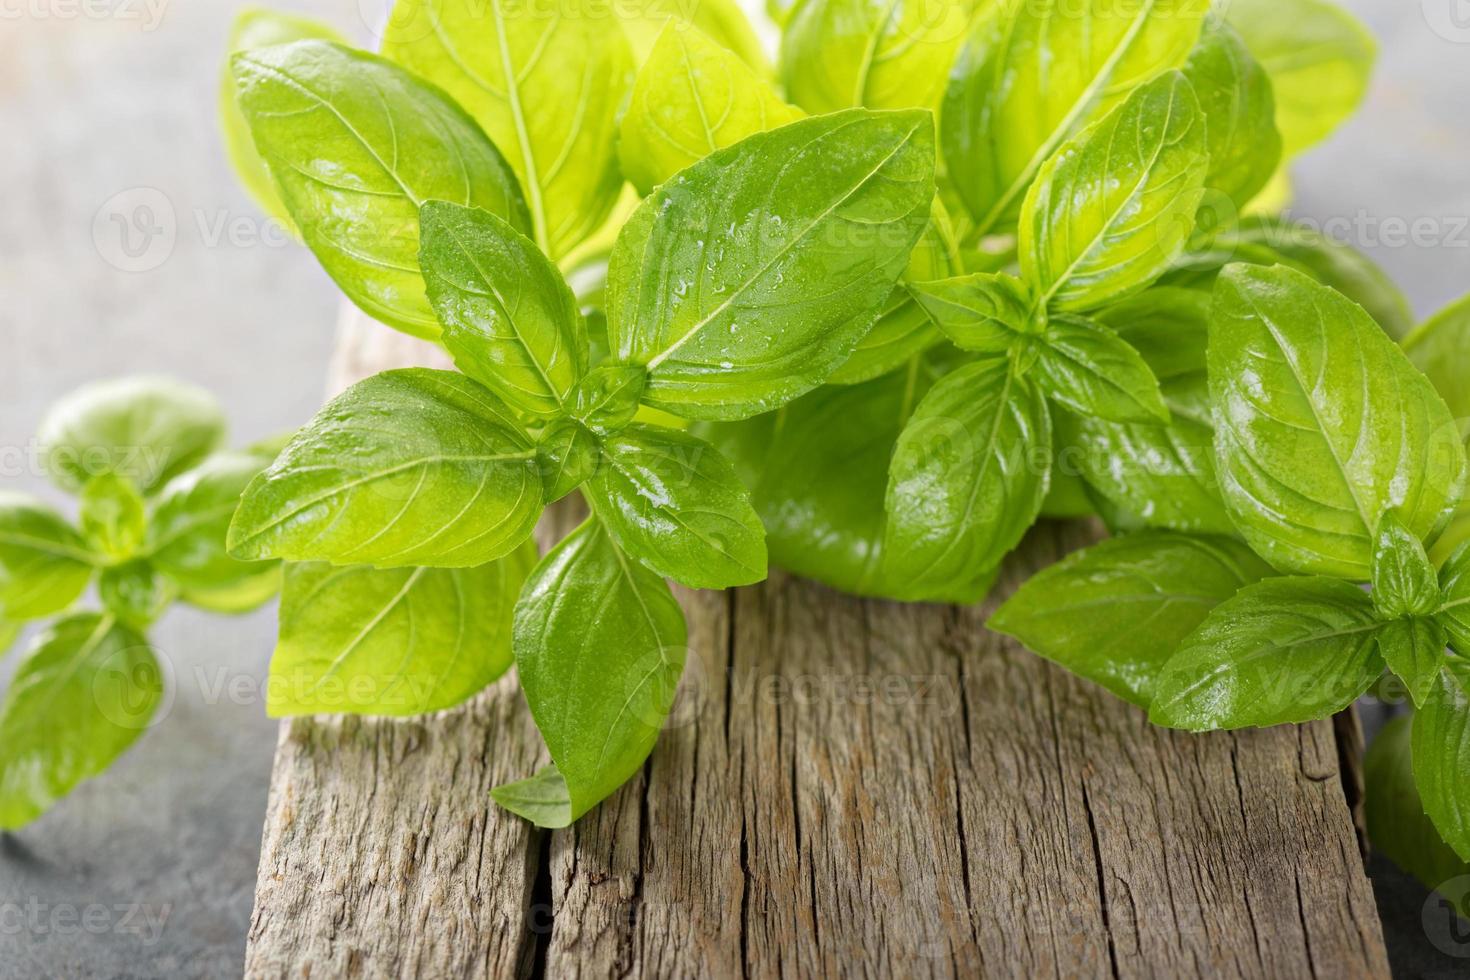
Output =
[
  {"x1": 219, "y1": 0, "x2": 1468, "y2": 884},
  {"x1": 0, "y1": 377, "x2": 281, "y2": 828}
]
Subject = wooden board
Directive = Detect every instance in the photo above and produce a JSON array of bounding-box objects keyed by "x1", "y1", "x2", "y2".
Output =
[{"x1": 244, "y1": 313, "x2": 1391, "y2": 979}]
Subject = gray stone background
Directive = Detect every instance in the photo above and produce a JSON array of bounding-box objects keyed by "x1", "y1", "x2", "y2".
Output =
[{"x1": 0, "y1": 1, "x2": 1466, "y2": 976}]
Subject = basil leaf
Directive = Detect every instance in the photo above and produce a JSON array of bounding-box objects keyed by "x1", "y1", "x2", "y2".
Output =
[
  {"x1": 606, "y1": 109, "x2": 936, "y2": 420},
  {"x1": 0, "y1": 620, "x2": 18, "y2": 659},
  {"x1": 1033, "y1": 315, "x2": 1169, "y2": 424},
  {"x1": 535, "y1": 419, "x2": 599, "y2": 503},
  {"x1": 909, "y1": 272, "x2": 1033, "y2": 354},
  {"x1": 619, "y1": 0, "x2": 770, "y2": 74},
  {"x1": 508, "y1": 519, "x2": 687, "y2": 825},
  {"x1": 39, "y1": 376, "x2": 225, "y2": 495},
  {"x1": 419, "y1": 201, "x2": 587, "y2": 418},
  {"x1": 1169, "y1": 217, "x2": 1415, "y2": 339},
  {"x1": 98, "y1": 560, "x2": 174, "y2": 630},
  {"x1": 179, "y1": 567, "x2": 284, "y2": 616},
  {"x1": 1378, "y1": 618, "x2": 1448, "y2": 710},
  {"x1": 780, "y1": 0, "x2": 979, "y2": 113},
  {"x1": 1404, "y1": 294, "x2": 1470, "y2": 419},
  {"x1": 382, "y1": 0, "x2": 632, "y2": 260},
  {"x1": 267, "y1": 544, "x2": 535, "y2": 717},
  {"x1": 79, "y1": 473, "x2": 147, "y2": 562},
  {"x1": 885, "y1": 359, "x2": 1051, "y2": 589},
  {"x1": 1365, "y1": 716, "x2": 1470, "y2": 920},
  {"x1": 219, "y1": 8, "x2": 343, "y2": 229},
  {"x1": 491, "y1": 764, "x2": 573, "y2": 829},
  {"x1": 700, "y1": 357, "x2": 996, "y2": 604},
  {"x1": 943, "y1": 0, "x2": 1209, "y2": 236},
  {"x1": 0, "y1": 614, "x2": 162, "y2": 829},
  {"x1": 1226, "y1": 0, "x2": 1374, "y2": 160},
  {"x1": 1435, "y1": 544, "x2": 1470, "y2": 657},
  {"x1": 148, "y1": 453, "x2": 276, "y2": 592},
  {"x1": 620, "y1": 23, "x2": 801, "y2": 196},
  {"x1": 230, "y1": 370, "x2": 543, "y2": 569},
  {"x1": 1150, "y1": 576, "x2": 1384, "y2": 730},
  {"x1": 568, "y1": 365, "x2": 649, "y2": 434},
  {"x1": 1412, "y1": 668, "x2": 1470, "y2": 861},
  {"x1": 1179, "y1": 18, "x2": 1281, "y2": 210},
  {"x1": 1019, "y1": 72, "x2": 1208, "y2": 313},
  {"x1": 991, "y1": 532, "x2": 1273, "y2": 707},
  {"x1": 232, "y1": 40, "x2": 530, "y2": 339},
  {"x1": 586, "y1": 425, "x2": 766, "y2": 590},
  {"x1": 1372, "y1": 510, "x2": 1441, "y2": 619},
  {"x1": 0, "y1": 493, "x2": 94, "y2": 621},
  {"x1": 1209, "y1": 264, "x2": 1467, "y2": 579}
]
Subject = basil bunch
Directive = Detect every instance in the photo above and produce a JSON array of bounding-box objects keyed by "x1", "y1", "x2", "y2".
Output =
[
  {"x1": 0, "y1": 378, "x2": 281, "y2": 828},
  {"x1": 218, "y1": 0, "x2": 1468, "y2": 879}
]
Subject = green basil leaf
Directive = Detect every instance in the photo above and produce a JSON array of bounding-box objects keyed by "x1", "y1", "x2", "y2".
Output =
[
  {"x1": 1033, "y1": 315, "x2": 1169, "y2": 424},
  {"x1": 230, "y1": 370, "x2": 543, "y2": 569},
  {"x1": 1378, "y1": 617, "x2": 1448, "y2": 710},
  {"x1": 606, "y1": 109, "x2": 937, "y2": 420},
  {"x1": 232, "y1": 40, "x2": 530, "y2": 339},
  {"x1": 98, "y1": 560, "x2": 174, "y2": 630},
  {"x1": 267, "y1": 544, "x2": 535, "y2": 717},
  {"x1": 885, "y1": 359, "x2": 1051, "y2": 589},
  {"x1": 419, "y1": 201, "x2": 587, "y2": 418},
  {"x1": 508, "y1": 518, "x2": 687, "y2": 825},
  {"x1": 535, "y1": 419, "x2": 599, "y2": 503},
  {"x1": 780, "y1": 0, "x2": 979, "y2": 113},
  {"x1": 1019, "y1": 72, "x2": 1208, "y2": 313},
  {"x1": 79, "y1": 473, "x2": 147, "y2": 562},
  {"x1": 1365, "y1": 715, "x2": 1470, "y2": 920},
  {"x1": 1372, "y1": 510, "x2": 1442, "y2": 619},
  {"x1": 179, "y1": 566, "x2": 283, "y2": 616},
  {"x1": 1404, "y1": 294, "x2": 1470, "y2": 419},
  {"x1": 1412, "y1": 668, "x2": 1470, "y2": 861},
  {"x1": 991, "y1": 532, "x2": 1273, "y2": 707},
  {"x1": 1150, "y1": 576, "x2": 1384, "y2": 730},
  {"x1": 0, "y1": 619, "x2": 18, "y2": 659},
  {"x1": 620, "y1": 23, "x2": 801, "y2": 196},
  {"x1": 1435, "y1": 544, "x2": 1470, "y2": 657},
  {"x1": 619, "y1": 0, "x2": 771, "y2": 74},
  {"x1": 1179, "y1": 17, "x2": 1280, "y2": 210},
  {"x1": 700, "y1": 356, "x2": 996, "y2": 604},
  {"x1": 0, "y1": 614, "x2": 162, "y2": 829},
  {"x1": 382, "y1": 0, "x2": 632, "y2": 260},
  {"x1": 0, "y1": 493, "x2": 94, "y2": 621},
  {"x1": 586, "y1": 424, "x2": 766, "y2": 589},
  {"x1": 1209, "y1": 264, "x2": 1467, "y2": 579},
  {"x1": 490, "y1": 764, "x2": 573, "y2": 829},
  {"x1": 568, "y1": 364, "x2": 649, "y2": 434},
  {"x1": 1226, "y1": 0, "x2": 1374, "y2": 160},
  {"x1": 148, "y1": 452, "x2": 276, "y2": 592},
  {"x1": 1169, "y1": 217, "x2": 1415, "y2": 340},
  {"x1": 943, "y1": 0, "x2": 1209, "y2": 237},
  {"x1": 909, "y1": 272, "x2": 1033, "y2": 354},
  {"x1": 219, "y1": 8, "x2": 343, "y2": 229},
  {"x1": 39, "y1": 376, "x2": 225, "y2": 495}
]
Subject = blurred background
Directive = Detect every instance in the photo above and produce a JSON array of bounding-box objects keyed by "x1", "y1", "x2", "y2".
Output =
[{"x1": 0, "y1": 0, "x2": 1467, "y2": 975}]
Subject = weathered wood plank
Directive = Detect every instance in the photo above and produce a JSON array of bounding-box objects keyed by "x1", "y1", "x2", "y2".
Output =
[{"x1": 244, "y1": 311, "x2": 1390, "y2": 979}]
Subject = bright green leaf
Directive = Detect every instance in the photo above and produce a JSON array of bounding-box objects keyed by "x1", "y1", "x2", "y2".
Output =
[
  {"x1": 943, "y1": 0, "x2": 1209, "y2": 237},
  {"x1": 568, "y1": 364, "x2": 649, "y2": 434},
  {"x1": 991, "y1": 532, "x2": 1273, "y2": 707},
  {"x1": 885, "y1": 359, "x2": 1051, "y2": 590},
  {"x1": 1435, "y1": 544, "x2": 1470, "y2": 657},
  {"x1": 1180, "y1": 18, "x2": 1281, "y2": 209},
  {"x1": 0, "y1": 493, "x2": 94, "y2": 621},
  {"x1": 1372, "y1": 510, "x2": 1441, "y2": 619},
  {"x1": 587, "y1": 424, "x2": 766, "y2": 589},
  {"x1": 39, "y1": 375, "x2": 225, "y2": 495},
  {"x1": 79, "y1": 473, "x2": 147, "y2": 562},
  {"x1": 607, "y1": 109, "x2": 936, "y2": 420},
  {"x1": 382, "y1": 0, "x2": 632, "y2": 259},
  {"x1": 1019, "y1": 72, "x2": 1209, "y2": 312},
  {"x1": 229, "y1": 370, "x2": 543, "y2": 569},
  {"x1": 535, "y1": 419, "x2": 600, "y2": 503},
  {"x1": 148, "y1": 452, "x2": 276, "y2": 593},
  {"x1": 491, "y1": 764, "x2": 573, "y2": 829},
  {"x1": 619, "y1": 0, "x2": 771, "y2": 75},
  {"x1": 1209, "y1": 264, "x2": 1467, "y2": 579},
  {"x1": 1033, "y1": 315, "x2": 1169, "y2": 424},
  {"x1": 909, "y1": 272, "x2": 1033, "y2": 354},
  {"x1": 1378, "y1": 617, "x2": 1447, "y2": 709},
  {"x1": 232, "y1": 40, "x2": 530, "y2": 339},
  {"x1": 97, "y1": 560, "x2": 174, "y2": 630},
  {"x1": 1404, "y1": 293, "x2": 1470, "y2": 419},
  {"x1": 0, "y1": 614, "x2": 162, "y2": 829},
  {"x1": 419, "y1": 201, "x2": 587, "y2": 418},
  {"x1": 179, "y1": 566, "x2": 283, "y2": 616},
  {"x1": 1150, "y1": 576, "x2": 1383, "y2": 730},
  {"x1": 510, "y1": 519, "x2": 687, "y2": 824},
  {"x1": 1412, "y1": 668, "x2": 1470, "y2": 861},
  {"x1": 267, "y1": 543, "x2": 535, "y2": 717}
]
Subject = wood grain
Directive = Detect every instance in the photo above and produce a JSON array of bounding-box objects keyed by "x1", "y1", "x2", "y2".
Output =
[{"x1": 244, "y1": 311, "x2": 1390, "y2": 979}]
